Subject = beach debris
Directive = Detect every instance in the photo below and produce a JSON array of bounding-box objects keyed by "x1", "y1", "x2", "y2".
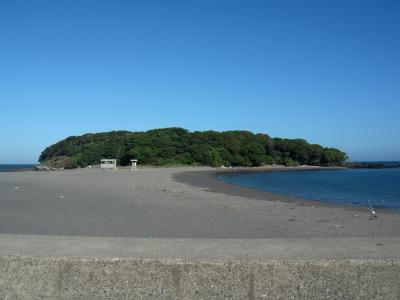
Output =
[
  {"x1": 376, "y1": 243, "x2": 384, "y2": 246},
  {"x1": 334, "y1": 224, "x2": 344, "y2": 228},
  {"x1": 13, "y1": 186, "x2": 19, "y2": 190},
  {"x1": 368, "y1": 199, "x2": 378, "y2": 219},
  {"x1": 288, "y1": 217, "x2": 296, "y2": 222},
  {"x1": 60, "y1": 195, "x2": 64, "y2": 199}
]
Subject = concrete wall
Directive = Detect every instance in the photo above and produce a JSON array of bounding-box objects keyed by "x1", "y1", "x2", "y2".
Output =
[
  {"x1": 1, "y1": 256, "x2": 400, "y2": 299},
  {"x1": 1, "y1": 235, "x2": 400, "y2": 299}
]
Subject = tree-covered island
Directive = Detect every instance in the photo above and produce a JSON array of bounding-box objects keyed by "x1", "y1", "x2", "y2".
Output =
[{"x1": 39, "y1": 128, "x2": 347, "y2": 169}]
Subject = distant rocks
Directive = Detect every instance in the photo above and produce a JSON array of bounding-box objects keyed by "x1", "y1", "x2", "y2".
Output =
[
  {"x1": 34, "y1": 165, "x2": 57, "y2": 171},
  {"x1": 345, "y1": 162, "x2": 400, "y2": 169}
]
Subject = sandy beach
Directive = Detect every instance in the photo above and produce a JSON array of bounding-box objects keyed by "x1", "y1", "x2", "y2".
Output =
[{"x1": 0, "y1": 166, "x2": 399, "y2": 239}]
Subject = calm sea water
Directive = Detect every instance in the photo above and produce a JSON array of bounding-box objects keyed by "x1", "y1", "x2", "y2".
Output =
[
  {"x1": 0, "y1": 164, "x2": 37, "y2": 172},
  {"x1": 219, "y1": 167, "x2": 400, "y2": 211}
]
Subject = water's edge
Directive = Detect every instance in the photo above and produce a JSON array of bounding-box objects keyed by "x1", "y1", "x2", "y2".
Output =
[{"x1": 218, "y1": 168, "x2": 400, "y2": 212}]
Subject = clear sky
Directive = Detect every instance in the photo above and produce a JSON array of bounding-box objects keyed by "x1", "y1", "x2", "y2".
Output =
[{"x1": 1, "y1": 0, "x2": 399, "y2": 163}]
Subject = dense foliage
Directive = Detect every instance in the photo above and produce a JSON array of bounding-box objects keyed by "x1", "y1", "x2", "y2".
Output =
[{"x1": 39, "y1": 128, "x2": 347, "y2": 168}]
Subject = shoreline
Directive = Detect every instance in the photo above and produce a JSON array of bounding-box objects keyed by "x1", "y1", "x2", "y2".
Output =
[
  {"x1": 5, "y1": 164, "x2": 398, "y2": 214},
  {"x1": 3, "y1": 164, "x2": 398, "y2": 214},
  {"x1": 1, "y1": 166, "x2": 399, "y2": 239},
  {"x1": 174, "y1": 166, "x2": 398, "y2": 214}
]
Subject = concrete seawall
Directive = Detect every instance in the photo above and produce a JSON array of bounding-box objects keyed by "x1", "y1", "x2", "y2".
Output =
[{"x1": 1, "y1": 235, "x2": 400, "y2": 299}]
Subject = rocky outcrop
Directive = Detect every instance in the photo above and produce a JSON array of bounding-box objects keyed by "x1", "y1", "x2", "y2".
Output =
[{"x1": 34, "y1": 165, "x2": 57, "y2": 171}]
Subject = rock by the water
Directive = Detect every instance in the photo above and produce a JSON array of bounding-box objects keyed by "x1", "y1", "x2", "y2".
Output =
[{"x1": 34, "y1": 165, "x2": 55, "y2": 171}]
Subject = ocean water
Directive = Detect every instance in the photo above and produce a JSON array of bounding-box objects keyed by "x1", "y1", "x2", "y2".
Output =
[
  {"x1": 0, "y1": 164, "x2": 37, "y2": 172},
  {"x1": 219, "y1": 168, "x2": 400, "y2": 211}
]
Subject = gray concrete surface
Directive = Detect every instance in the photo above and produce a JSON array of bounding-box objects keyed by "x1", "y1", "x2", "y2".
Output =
[
  {"x1": 1, "y1": 234, "x2": 400, "y2": 299},
  {"x1": 2, "y1": 255, "x2": 400, "y2": 299},
  {"x1": 1, "y1": 234, "x2": 400, "y2": 260}
]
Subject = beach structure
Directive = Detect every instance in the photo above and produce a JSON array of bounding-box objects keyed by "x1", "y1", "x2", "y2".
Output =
[
  {"x1": 130, "y1": 159, "x2": 138, "y2": 171},
  {"x1": 100, "y1": 159, "x2": 117, "y2": 171}
]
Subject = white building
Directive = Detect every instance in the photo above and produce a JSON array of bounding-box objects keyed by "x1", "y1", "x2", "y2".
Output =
[{"x1": 100, "y1": 159, "x2": 117, "y2": 171}]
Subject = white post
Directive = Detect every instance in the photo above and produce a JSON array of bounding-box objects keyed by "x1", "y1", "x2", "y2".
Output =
[{"x1": 131, "y1": 159, "x2": 138, "y2": 172}]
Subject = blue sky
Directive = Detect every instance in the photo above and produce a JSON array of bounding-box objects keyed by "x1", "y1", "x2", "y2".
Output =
[{"x1": 1, "y1": 0, "x2": 399, "y2": 163}]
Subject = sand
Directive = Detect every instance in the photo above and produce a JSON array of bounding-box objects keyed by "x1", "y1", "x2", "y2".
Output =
[{"x1": 0, "y1": 166, "x2": 399, "y2": 239}]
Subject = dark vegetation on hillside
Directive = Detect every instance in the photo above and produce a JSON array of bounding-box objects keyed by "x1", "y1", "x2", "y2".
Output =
[{"x1": 39, "y1": 128, "x2": 347, "y2": 169}]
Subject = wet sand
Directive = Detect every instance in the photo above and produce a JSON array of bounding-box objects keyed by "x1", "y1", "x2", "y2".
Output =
[{"x1": 0, "y1": 166, "x2": 399, "y2": 239}]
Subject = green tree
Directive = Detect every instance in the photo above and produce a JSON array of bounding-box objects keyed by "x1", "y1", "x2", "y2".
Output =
[{"x1": 39, "y1": 128, "x2": 347, "y2": 168}]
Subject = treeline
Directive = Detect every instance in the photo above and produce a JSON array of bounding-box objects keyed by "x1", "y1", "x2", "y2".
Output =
[{"x1": 39, "y1": 128, "x2": 347, "y2": 168}]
